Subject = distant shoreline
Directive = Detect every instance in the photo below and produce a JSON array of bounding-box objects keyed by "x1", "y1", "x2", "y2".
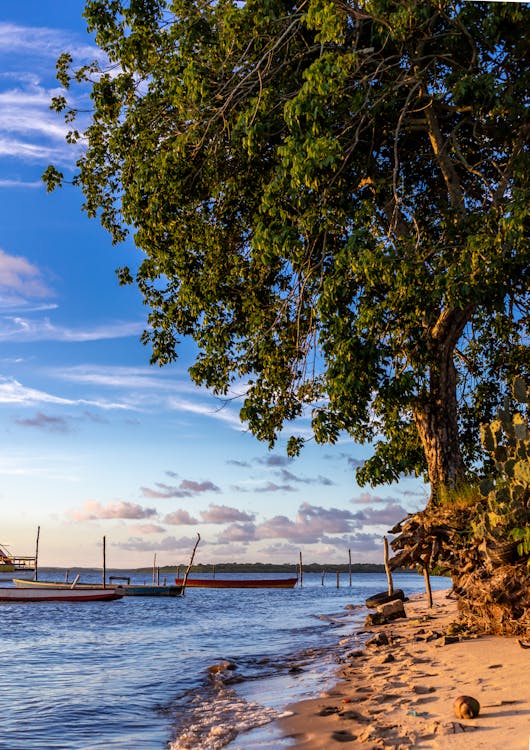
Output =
[{"x1": 36, "y1": 563, "x2": 422, "y2": 575}]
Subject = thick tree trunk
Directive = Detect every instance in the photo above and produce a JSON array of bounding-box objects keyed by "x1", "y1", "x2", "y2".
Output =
[
  {"x1": 413, "y1": 317, "x2": 468, "y2": 503},
  {"x1": 413, "y1": 385, "x2": 464, "y2": 502}
]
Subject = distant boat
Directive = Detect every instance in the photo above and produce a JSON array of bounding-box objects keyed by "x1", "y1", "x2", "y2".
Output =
[
  {"x1": 175, "y1": 576, "x2": 298, "y2": 589},
  {"x1": 0, "y1": 544, "x2": 36, "y2": 577},
  {"x1": 12, "y1": 579, "x2": 182, "y2": 597},
  {"x1": 0, "y1": 586, "x2": 123, "y2": 602}
]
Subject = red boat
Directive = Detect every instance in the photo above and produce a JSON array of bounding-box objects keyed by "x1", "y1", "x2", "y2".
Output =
[
  {"x1": 175, "y1": 576, "x2": 298, "y2": 589},
  {"x1": 0, "y1": 586, "x2": 123, "y2": 602}
]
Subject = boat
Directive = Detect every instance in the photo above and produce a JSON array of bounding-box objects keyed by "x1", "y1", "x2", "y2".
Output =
[
  {"x1": 0, "y1": 544, "x2": 36, "y2": 577},
  {"x1": 12, "y1": 578, "x2": 182, "y2": 597},
  {"x1": 174, "y1": 576, "x2": 298, "y2": 589},
  {"x1": 0, "y1": 586, "x2": 123, "y2": 602},
  {"x1": 110, "y1": 584, "x2": 182, "y2": 597},
  {"x1": 108, "y1": 575, "x2": 182, "y2": 596}
]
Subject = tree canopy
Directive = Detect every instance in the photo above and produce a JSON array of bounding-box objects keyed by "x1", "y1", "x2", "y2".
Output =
[{"x1": 46, "y1": 0, "x2": 530, "y2": 501}]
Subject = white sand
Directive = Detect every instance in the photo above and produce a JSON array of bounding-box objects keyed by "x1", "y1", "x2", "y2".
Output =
[{"x1": 277, "y1": 589, "x2": 530, "y2": 749}]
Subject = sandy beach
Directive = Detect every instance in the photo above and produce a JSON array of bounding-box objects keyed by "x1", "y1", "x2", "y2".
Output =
[{"x1": 277, "y1": 588, "x2": 530, "y2": 749}]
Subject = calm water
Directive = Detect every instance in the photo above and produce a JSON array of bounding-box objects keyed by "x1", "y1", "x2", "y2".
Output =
[{"x1": 0, "y1": 571, "x2": 450, "y2": 750}]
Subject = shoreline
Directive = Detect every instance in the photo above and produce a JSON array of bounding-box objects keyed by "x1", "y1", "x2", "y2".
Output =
[{"x1": 275, "y1": 588, "x2": 530, "y2": 749}]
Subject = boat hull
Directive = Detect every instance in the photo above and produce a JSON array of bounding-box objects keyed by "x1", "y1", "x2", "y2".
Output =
[
  {"x1": 0, "y1": 586, "x2": 123, "y2": 602},
  {"x1": 174, "y1": 577, "x2": 298, "y2": 589},
  {"x1": 12, "y1": 580, "x2": 182, "y2": 597},
  {"x1": 113, "y1": 585, "x2": 182, "y2": 596}
]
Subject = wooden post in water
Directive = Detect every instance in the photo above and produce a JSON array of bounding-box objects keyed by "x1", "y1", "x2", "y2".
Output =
[
  {"x1": 383, "y1": 536, "x2": 394, "y2": 595},
  {"x1": 348, "y1": 549, "x2": 352, "y2": 587},
  {"x1": 181, "y1": 533, "x2": 201, "y2": 595},
  {"x1": 102, "y1": 535, "x2": 107, "y2": 589},
  {"x1": 336, "y1": 571, "x2": 340, "y2": 588},
  {"x1": 299, "y1": 551, "x2": 303, "y2": 587},
  {"x1": 34, "y1": 525, "x2": 40, "y2": 581},
  {"x1": 321, "y1": 569, "x2": 325, "y2": 586},
  {"x1": 423, "y1": 567, "x2": 433, "y2": 608}
]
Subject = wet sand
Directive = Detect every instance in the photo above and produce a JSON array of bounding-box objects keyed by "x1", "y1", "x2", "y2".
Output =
[{"x1": 276, "y1": 588, "x2": 530, "y2": 749}]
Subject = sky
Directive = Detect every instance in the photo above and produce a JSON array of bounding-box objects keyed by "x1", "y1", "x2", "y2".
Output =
[{"x1": 0, "y1": 0, "x2": 428, "y2": 570}]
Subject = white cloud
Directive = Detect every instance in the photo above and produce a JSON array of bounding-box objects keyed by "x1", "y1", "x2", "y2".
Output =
[
  {"x1": 0, "y1": 376, "x2": 130, "y2": 411},
  {"x1": 116, "y1": 535, "x2": 197, "y2": 553},
  {"x1": 0, "y1": 23, "x2": 101, "y2": 63},
  {"x1": 167, "y1": 395, "x2": 244, "y2": 429},
  {"x1": 0, "y1": 22, "x2": 111, "y2": 172},
  {"x1": 0, "y1": 316, "x2": 143, "y2": 342},
  {"x1": 0, "y1": 377, "x2": 76, "y2": 406},
  {"x1": 163, "y1": 509, "x2": 199, "y2": 525},
  {"x1": 142, "y1": 479, "x2": 221, "y2": 499},
  {"x1": 0, "y1": 179, "x2": 43, "y2": 189},
  {"x1": 0, "y1": 249, "x2": 52, "y2": 298},
  {"x1": 0, "y1": 135, "x2": 65, "y2": 163},
  {"x1": 200, "y1": 504, "x2": 255, "y2": 524},
  {"x1": 68, "y1": 500, "x2": 157, "y2": 521},
  {"x1": 56, "y1": 365, "x2": 187, "y2": 390}
]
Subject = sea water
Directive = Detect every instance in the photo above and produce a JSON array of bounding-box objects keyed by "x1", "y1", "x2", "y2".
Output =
[{"x1": 0, "y1": 571, "x2": 450, "y2": 749}]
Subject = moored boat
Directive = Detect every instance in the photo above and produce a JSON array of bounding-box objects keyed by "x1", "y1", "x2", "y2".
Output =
[
  {"x1": 12, "y1": 579, "x2": 182, "y2": 597},
  {"x1": 0, "y1": 586, "x2": 123, "y2": 602},
  {"x1": 0, "y1": 544, "x2": 36, "y2": 576},
  {"x1": 174, "y1": 576, "x2": 298, "y2": 589}
]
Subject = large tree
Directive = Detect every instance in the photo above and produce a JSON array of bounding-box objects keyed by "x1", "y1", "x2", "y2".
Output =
[{"x1": 46, "y1": 0, "x2": 529, "y2": 503}]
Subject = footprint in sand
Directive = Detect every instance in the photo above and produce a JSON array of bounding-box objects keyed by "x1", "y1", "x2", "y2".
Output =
[
  {"x1": 318, "y1": 705, "x2": 340, "y2": 716},
  {"x1": 339, "y1": 709, "x2": 369, "y2": 722},
  {"x1": 331, "y1": 729, "x2": 358, "y2": 742}
]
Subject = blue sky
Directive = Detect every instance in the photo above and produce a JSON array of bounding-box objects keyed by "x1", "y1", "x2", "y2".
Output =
[{"x1": 0, "y1": 1, "x2": 427, "y2": 569}]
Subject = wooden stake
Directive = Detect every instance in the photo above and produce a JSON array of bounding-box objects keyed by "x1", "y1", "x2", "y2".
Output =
[
  {"x1": 299, "y1": 551, "x2": 303, "y2": 587},
  {"x1": 336, "y1": 571, "x2": 340, "y2": 588},
  {"x1": 348, "y1": 548, "x2": 352, "y2": 587},
  {"x1": 383, "y1": 536, "x2": 394, "y2": 595},
  {"x1": 102, "y1": 535, "x2": 106, "y2": 589},
  {"x1": 34, "y1": 525, "x2": 40, "y2": 582},
  {"x1": 321, "y1": 569, "x2": 325, "y2": 586},
  {"x1": 181, "y1": 533, "x2": 201, "y2": 595},
  {"x1": 423, "y1": 567, "x2": 433, "y2": 608}
]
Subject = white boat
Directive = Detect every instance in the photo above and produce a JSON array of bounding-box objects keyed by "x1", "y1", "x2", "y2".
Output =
[
  {"x1": 0, "y1": 586, "x2": 123, "y2": 602},
  {"x1": 13, "y1": 578, "x2": 182, "y2": 597}
]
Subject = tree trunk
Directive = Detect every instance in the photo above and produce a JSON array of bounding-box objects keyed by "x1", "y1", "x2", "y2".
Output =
[{"x1": 413, "y1": 335, "x2": 466, "y2": 504}]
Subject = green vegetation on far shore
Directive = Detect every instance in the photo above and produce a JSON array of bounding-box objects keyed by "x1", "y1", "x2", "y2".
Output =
[
  {"x1": 40, "y1": 562, "x2": 396, "y2": 574},
  {"x1": 137, "y1": 562, "x2": 391, "y2": 574}
]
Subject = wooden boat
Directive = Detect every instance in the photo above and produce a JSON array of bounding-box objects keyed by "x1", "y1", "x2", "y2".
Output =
[
  {"x1": 12, "y1": 578, "x2": 182, "y2": 597},
  {"x1": 0, "y1": 586, "x2": 123, "y2": 602},
  {"x1": 174, "y1": 576, "x2": 298, "y2": 589},
  {"x1": 111, "y1": 584, "x2": 182, "y2": 597},
  {"x1": 0, "y1": 544, "x2": 36, "y2": 575}
]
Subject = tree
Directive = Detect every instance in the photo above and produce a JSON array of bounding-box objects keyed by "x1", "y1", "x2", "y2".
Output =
[{"x1": 46, "y1": 0, "x2": 529, "y2": 503}]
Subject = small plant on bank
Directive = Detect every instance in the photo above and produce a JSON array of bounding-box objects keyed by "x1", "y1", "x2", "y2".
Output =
[{"x1": 473, "y1": 377, "x2": 530, "y2": 563}]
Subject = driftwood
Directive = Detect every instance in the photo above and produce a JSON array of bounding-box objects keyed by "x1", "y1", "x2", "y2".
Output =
[
  {"x1": 383, "y1": 536, "x2": 394, "y2": 595},
  {"x1": 181, "y1": 533, "x2": 201, "y2": 594},
  {"x1": 389, "y1": 508, "x2": 530, "y2": 637}
]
